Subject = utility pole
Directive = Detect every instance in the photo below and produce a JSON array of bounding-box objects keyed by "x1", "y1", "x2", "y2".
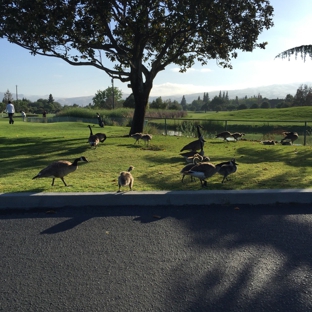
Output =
[
  {"x1": 111, "y1": 78, "x2": 115, "y2": 109},
  {"x1": 16, "y1": 85, "x2": 18, "y2": 102}
]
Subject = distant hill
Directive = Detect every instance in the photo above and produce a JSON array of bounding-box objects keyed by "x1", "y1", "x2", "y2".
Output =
[{"x1": 1, "y1": 82, "x2": 311, "y2": 106}]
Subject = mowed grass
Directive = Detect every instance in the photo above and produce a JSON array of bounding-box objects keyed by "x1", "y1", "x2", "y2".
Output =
[
  {"x1": 186, "y1": 106, "x2": 312, "y2": 121},
  {"x1": 1, "y1": 117, "x2": 312, "y2": 193}
]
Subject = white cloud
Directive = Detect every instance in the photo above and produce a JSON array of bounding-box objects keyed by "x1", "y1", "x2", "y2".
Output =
[{"x1": 150, "y1": 82, "x2": 220, "y2": 96}]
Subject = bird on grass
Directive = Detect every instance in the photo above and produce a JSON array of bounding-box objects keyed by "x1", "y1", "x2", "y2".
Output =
[
  {"x1": 131, "y1": 133, "x2": 143, "y2": 144},
  {"x1": 141, "y1": 134, "x2": 152, "y2": 145},
  {"x1": 216, "y1": 159, "x2": 238, "y2": 183},
  {"x1": 262, "y1": 140, "x2": 276, "y2": 145},
  {"x1": 185, "y1": 153, "x2": 210, "y2": 164},
  {"x1": 32, "y1": 156, "x2": 88, "y2": 186},
  {"x1": 180, "y1": 125, "x2": 205, "y2": 152},
  {"x1": 118, "y1": 166, "x2": 135, "y2": 192},
  {"x1": 96, "y1": 113, "x2": 104, "y2": 128},
  {"x1": 180, "y1": 135, "x2": 209, "y2": 161},
  {"x1": 215, "y1": 131, "x2": 233, "y2": 141},
  {"x1": 88, "y1": 125, "x2": 100, "y2": 147},
  {"x1": 187, "y1": 161, "x2": 220, "y2": 187},
  {"x1": 281, "y1": 131, "x2": 299, "y2": 145},
  {"x1": 180, "y1": 149, "x2": 204, "y2": 160},
  {"x1": 180, "y1": 154, "x2": 204, "y2": 182},
  {"x1": 88, "y1": 125, "x2": 106, "y2": 144},
  {"x1": 231, "y1": 132, "x2": 245, "y2": 141}
]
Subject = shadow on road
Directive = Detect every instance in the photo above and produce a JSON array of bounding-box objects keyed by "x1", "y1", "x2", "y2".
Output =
[{"x1": 1, "y1": 204, "x2": 312, "y2": 311}]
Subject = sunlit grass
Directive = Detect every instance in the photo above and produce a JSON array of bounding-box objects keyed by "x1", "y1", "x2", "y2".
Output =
[
  {"x1": 186, "y1": 106, "x2": 312, "y2": 121},
  {"x1": 1, "y1": 117, "x2": 312, "y2": 193}
]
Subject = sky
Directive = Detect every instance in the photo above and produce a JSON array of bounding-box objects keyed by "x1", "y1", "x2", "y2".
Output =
[{"x1": 1, "y1": 0, "x2": 312, "y2": 99}]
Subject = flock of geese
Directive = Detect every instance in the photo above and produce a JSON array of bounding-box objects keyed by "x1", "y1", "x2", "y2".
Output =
[
  {"x1": 31, "y1": 123, "x2": 299, "y2": 190},
  {"x1": 178, "y1": 128, "x2": 299, "y2": 187},
  {"x1": 178, "y1": 125, "x2": 239, "y2": 187}
]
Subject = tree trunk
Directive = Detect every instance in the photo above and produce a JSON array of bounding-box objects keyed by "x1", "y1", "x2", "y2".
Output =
[
  {"x1": 129, "y1": 73, "x2": 152, "y2": 135},
  {"x1": 130, "y1": 97, "x2": 147, "y2": 135}
]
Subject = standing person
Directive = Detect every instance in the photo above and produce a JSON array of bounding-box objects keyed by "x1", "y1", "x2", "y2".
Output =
[
  {"x1": 6, "y1": 100, "x2": 15, "y2": 124},
  {"x1": 43, "y1": 110, "x2": 47, "y2": 118},
  {"x1": 21, "y1": 111, "x2": 26, "y2": 122}
]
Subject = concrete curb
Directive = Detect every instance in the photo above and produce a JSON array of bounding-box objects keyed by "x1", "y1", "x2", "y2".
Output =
[{"x1": 1, "y1": 189, "x2": 312, "y2": 209}]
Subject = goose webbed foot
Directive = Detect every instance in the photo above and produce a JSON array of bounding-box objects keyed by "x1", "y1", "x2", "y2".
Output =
[{"x1": 200, "y1": 180, "x2": 208, "y2": 187}]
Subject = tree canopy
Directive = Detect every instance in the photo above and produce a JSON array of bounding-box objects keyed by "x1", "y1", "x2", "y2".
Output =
[
  {"x1": 0, "y1": 0, "x2": 274, "y2": 134},
  {"x1": 92, "y1": 87, "x2": 123, "y2": 109}
]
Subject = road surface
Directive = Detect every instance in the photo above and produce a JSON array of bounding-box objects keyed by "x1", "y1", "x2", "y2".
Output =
[{"x1": 1, "y1": 204, "x2": 312, "y2": 312}]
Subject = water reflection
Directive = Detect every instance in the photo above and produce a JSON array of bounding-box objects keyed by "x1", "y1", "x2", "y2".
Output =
[{"x1": 163, "y1": 130, "x2": 183, "y2": 136}]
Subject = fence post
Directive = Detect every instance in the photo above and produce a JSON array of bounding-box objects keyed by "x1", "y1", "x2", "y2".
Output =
[
  {"x1": 304, "y1": 121, "x2": 307, "y2": 146},
  {"x1": 164, "y1": 118, "x2": 167, "y2": 135},
  {"x1": 225, "y1": 120, "x2": 228, "y2": 131}
]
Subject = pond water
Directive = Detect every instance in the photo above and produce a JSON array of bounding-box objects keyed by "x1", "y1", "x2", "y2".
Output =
[{"x1": 164, "y1": 130, "x2": 183, "y2": 136}]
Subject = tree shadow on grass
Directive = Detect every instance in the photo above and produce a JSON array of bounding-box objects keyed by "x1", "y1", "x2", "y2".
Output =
[
  {"x1": 236, "y1": 146, "x2": 312, "y2": 167},
  {"x1": 0, "y1": 136, "x2": 90, "y2": 176}
]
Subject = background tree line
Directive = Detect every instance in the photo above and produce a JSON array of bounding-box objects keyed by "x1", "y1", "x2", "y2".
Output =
[
  {"x1": 178, "y1": 84, "x2": 312, "y2": 112},
  {"x1": 1, "y1": 84, "x2": 312, "y2": 115},
  {"x1": 1, "y1": 90, "x2": 62, "y2": 115}
]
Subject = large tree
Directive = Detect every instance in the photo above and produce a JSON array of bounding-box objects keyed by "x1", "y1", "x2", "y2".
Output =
[
  {"x1": 0, "y1": 0, "x2": 274, "y2": 134},
  {"x1": 275, "y1": 45, "x2": 312, "y2": 61}
]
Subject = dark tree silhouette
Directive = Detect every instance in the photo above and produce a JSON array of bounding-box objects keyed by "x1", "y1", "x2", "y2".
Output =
[{"x1": 275, "y1": 45, "x2": 312, "y2": 61}]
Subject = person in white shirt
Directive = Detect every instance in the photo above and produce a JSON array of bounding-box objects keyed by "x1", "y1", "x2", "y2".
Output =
[
  {"x1": 21, "y1": 111, "x2": 26, "y2": 122},
  {"x1": 6, "y1": 101, "x2": 15, "y2": 124}
]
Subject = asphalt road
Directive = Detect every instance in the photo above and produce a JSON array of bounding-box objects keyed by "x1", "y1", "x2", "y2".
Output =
[{"x1": 1, "y1": 204, "x2": 312, "y2": 312}]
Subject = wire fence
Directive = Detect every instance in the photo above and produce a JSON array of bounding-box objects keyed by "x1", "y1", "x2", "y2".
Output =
[
  {"x1": 24, "y1": 116, "x2": 312, "y2": 145},
  {"x1": 146, "y1": 118, "x2": 312, "y2": 146}
]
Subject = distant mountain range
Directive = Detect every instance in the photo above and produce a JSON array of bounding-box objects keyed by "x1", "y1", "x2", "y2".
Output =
[{"x1": 1, "y1": 82, "x2": 311, "y2": 106}]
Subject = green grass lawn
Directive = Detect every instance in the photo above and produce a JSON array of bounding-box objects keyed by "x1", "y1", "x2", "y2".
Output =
[
  {"x1": 1, "y1": 116, "x2": 312, "y2": 193},
  {"x1": 185, "y1": 106, "x2": 312, "y2": 121}
]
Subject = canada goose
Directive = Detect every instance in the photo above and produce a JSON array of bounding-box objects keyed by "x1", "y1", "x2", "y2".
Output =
[
  {"x1": 180, "y1": 134, "x2": 205, "y2": 159},
  {"x1": 185, "y1": 153, "x2": 210, "y2": 164},
  {"x1": 180, "y1": 154, "x2": 204, "y2": 182},
  {"x1": 281, "y1": 131, "x2": 299, "y2": 144},
  {"x1": 216, "y1": 131, "x2": 233, "y2": 141},
  {"x1": 216, "y1": 159, "x2": 238, "y2": 183},
  {"x1": 281, "y1": 141, "x2": 292, "y2": 145},
  {"x1": 96, "y1": 113, "x2": 104, "y2": 128},
  {"x1": 118, "y1": 166, "x2": 135, "y2": 192},
  {"x1": 180, "y1": 125, "x2": 205, "y2": 152},
  {"x1": 187, "y1": 162, "x2": 220, "y2": 187},
  {"x1": 32, "y1": 156, "x2": 88, "y2": 186},
  {"x1": 180, "y1": 149, "x2": 204, "y2": 159},
  {"x1": 183, "y1": 138, "x2": 209, "y2": 163},
  {"x1": 141, "y1": 134, "x2": 152, "y2": 145},
  {"x1": 131, "y1": 133, "x2": 143, "y2": 144},
  {"x1": 232, "y1": 132, "x2": 245, "y2": 141},
  {"x1": 94, "y1": 132, "x2": 107, "y2": 143},
  {"x1": 87, "y1": 125, "x2": 100, "y2": 147},
  {"x1": 88, "y1": 125, "x2": 106, "y2": 143},
  {"x1": 262, "y1": 140, "x2": 276, "y2": 145}
]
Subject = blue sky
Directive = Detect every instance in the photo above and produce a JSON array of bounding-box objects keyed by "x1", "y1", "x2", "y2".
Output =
[{"x1": 1, "y1": 0, "x2": 312, "y2": 99}]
